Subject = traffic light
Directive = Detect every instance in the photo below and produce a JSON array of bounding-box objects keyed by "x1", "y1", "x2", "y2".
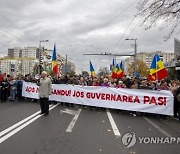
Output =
[{"x1": 40, "y1": 55, "x2": 43, "y2": 65}]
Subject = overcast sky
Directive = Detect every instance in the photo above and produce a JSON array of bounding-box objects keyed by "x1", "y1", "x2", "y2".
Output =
[{"x1": 0, "y1": 0, "x2": 179, "y2": 73}]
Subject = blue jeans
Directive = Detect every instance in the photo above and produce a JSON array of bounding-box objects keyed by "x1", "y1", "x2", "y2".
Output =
[{"x1": 10, "y1": 89, "x2": 16, "y2": 101}]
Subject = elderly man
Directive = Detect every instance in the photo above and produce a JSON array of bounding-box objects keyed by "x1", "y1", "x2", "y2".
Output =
[{"x1": 37, "y1": 71, "x2": 52, "y2": 116}]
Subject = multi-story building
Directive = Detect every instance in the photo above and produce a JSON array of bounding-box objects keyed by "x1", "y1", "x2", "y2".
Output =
[
  {"x1": 21, "y1": 47, "x2": 38, "y2": 59},
  {"x1": 8, "y1": 47, "x2": 22, "y2": 58},
  {"x1": 8, "y1": 47, "x2": 38, "y2": 59},
  {"x1": 124, "y1": 51, "x2": 174, "y2": 75},
  {"x1": 0, "y1": 58, "x2": 19, "y2": 75},
  {"x1": 0, "y1": 57, "x2": 38, "y2": 76},
  {"x1": 1, "y1": 46, "x2": 76, "y2": 76},
  {"x1": 21, "y1": 59, "x2": 38, "y2": 76}
]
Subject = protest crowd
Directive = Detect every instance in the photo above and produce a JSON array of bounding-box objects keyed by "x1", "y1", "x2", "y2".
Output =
[{"x1": 0, "y1": 73, "x2": 180, "y2": 121}]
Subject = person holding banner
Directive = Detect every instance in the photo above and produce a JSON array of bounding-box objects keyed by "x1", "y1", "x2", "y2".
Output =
[
  {"x1": 37, "y1": 71, "x2": 52, "y2": 116},
  {"x1": 17, "y1": 77, "x2": 23, "y2": 102},
  {"x1": 0, "y1": 77, "x2": 9, "y2": 102}
]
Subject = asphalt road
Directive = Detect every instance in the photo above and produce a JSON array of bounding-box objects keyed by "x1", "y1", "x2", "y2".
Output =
[{"x1": 0, "y1": 101, "x2": 179, "y2": 154}]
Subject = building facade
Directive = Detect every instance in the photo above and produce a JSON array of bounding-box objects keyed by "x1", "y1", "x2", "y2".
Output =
[
  {"x1": 8, "y1": 47, "x2": 22, "y2": 58},
  {"x1": 2, "y1": 47, "x2": 76, "y2": 76},
  {"x1": 21, "y1": 47, "x2": 38, "y2": 59},
  {"x1": 0, "y1": 58, "x2": 38, "y2": 76},
  {"x1": 124, "y1": 51, "x2": 174, "y2": 75},
  {"x1": 8, "y1": 47, "x2": 38, "y2": 59}
]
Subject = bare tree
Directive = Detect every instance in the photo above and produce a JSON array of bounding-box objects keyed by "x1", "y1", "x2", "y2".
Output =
[{"x1": 137, "y1": 0, "x2": 180, "y2": 40}]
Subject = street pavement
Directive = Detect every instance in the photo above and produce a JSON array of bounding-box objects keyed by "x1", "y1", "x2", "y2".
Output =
[{"x1": 0, "y1": 101, "x2": 179, "y2": 154}]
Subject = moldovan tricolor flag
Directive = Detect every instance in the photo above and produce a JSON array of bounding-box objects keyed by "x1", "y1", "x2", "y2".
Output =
[
  {"x1": 90, "y1": 61, "x2": 95, "y2": 77},
  {"x1": 148, "y1": 53, "x2": 168, "y2": 81},
  {"x1": 52, "y1": 44, "x2": 58, "y2": 75},
  {"x1": 111, "y1": 58, "x2": 117, "y2": 78},
  {"x1": 117, "y1": 61, "x2": 124, "y2": 78}
]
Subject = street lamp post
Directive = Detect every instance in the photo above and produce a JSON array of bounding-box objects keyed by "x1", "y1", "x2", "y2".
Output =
[
  {"x1": 125, "y1": 38, "x2": 137, "y2": 76},
  {"x1": 38, "y1": 40, "x2": 49, "y2": 75}
]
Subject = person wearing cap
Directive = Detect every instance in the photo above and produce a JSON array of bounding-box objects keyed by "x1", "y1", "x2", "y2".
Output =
[{"x1": 37, "y1": 71, "x2": 52, "y2": 116}]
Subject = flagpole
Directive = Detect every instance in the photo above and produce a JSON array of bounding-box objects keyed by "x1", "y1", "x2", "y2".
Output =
[
  {"x1": 55, "y1": 43, "x2": 58, "y2": 78},
  {"x1": 114, "y1": 56, "x2": 116, "y2": 65},
  {"x1": 57, "y1": 43, "x2": 58, "y2": 78},
  {"x1": 38, "y1": 40, "x2": 49, "y2": 75},
  {"x1": 156, "y1": 52, "x2": 158, "y2": 82},
  {"x1": 52, "y1": 43, "x2": 59, "y2": 77},
  {"x1": 89, "y1": 60, "x2": 90, "y2": 77},
  {"x1": 56, "y1": 64, "x2": 58, "y2": 78}
]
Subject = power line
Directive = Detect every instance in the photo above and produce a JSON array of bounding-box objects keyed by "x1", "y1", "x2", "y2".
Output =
[
  {"x1": 117, "y1": 16, "x2": 144, "y2": 48},
  {"x1": 111, "y1": 15, "x2": 136, "y2": 52},
  {"x1": 0, "y1": 30, "x2": 33, "y2": 47},
  {"x1": 126, "y1": 17, "x2": 144, "y2": 38},
  {"x1": 71, "y1": 0, "x2": 138, "y2": 54},
  {"x1": 83, "y1": 0, "x2": 138, "y2": 44}
]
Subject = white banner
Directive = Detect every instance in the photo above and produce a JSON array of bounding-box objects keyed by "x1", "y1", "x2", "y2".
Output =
[{"x1": 22, "y1": 82, "x2": 174, "y2": 115}]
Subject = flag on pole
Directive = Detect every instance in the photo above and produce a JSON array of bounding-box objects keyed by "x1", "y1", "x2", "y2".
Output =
[
  {"x1": 117, "y1": 61, "x2": 124, "y2": 78},
  {"x1": 90, "y1": 61, "x2": 95, "y2": 77},
  {"x1": 52, "y1": 44, "x2": 58, "y2": 75},
  {"x1": 148, "y1": 53, "x2": 168, "y2": 81},
  {"x1": 111, "y1": 58, "x2": 117, "y2": 78},
  {"x1": 120, "y1": 61, "x2": 124, "y2": 71},
  {"x1": 116, "y1": 64, "x2": 120, "y2": 78}
]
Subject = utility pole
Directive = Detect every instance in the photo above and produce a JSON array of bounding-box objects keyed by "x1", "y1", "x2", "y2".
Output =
[
  {"x1": 125, "y1": 38, "x2": 137, "y2": 76},
  {"x1": 38, "y1": 42, "x2": 41, "y2": 75},
  {"x1": 38, "y1": 40, "x2": 48, "y2": 75},
  {"x1": 65, "y1": 54, "x2": 67, "y2": 74},
  {"x1": 134, "y1": 39, "x2": 137, "y2": 76}
]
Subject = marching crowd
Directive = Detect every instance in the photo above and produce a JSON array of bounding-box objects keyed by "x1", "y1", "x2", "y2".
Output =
[{"x1": 0, "y1": 73, "x2": 180, "y2": 120}]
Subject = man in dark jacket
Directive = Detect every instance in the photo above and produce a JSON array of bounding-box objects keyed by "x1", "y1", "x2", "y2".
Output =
[
  {"x1": 17, "y1": 77, "x2": 23, "y2": 102},
  {"x1": 174, "y1": 87, "x2": 180, "y2": 121},
  {"x1": 0, "y1": 77, "x2": 9, "y2": 102}
]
